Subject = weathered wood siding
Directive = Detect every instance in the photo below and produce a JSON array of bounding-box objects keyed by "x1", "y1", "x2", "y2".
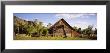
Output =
[
  {"x1": 49, "y1": 18, "x2": 79, "y2": 37},
  {"x1": 53, "y1": 20, "x2": 73, "y2": 37}
]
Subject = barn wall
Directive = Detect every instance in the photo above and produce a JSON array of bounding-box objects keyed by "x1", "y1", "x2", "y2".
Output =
[
  {"x1": 54, "y1": 28, "x2": 64, "y2": 37},
  {"x1": 50, "y1": 19, "x2": 79, "y2": 37},
  {"x1": 53, "y1": 21, "x2": 74, "y2": 37}
]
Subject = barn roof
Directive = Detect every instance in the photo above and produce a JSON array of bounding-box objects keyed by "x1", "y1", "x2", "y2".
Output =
[{"x1": 49, "y1": 18, "x2": 74, "y2": 30}]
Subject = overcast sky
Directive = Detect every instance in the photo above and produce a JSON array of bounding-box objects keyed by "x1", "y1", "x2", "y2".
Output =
[{"x1": 14, "y1": 13, "x2": 97, "y2": 29}]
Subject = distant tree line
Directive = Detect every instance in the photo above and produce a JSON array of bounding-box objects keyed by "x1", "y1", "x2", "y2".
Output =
[
  {"x1": 73, "y1": 25, "x2": 97, "y2": 39},
  {"x1": 14, "y1": 16, "x2": 49, "y2": 37}
]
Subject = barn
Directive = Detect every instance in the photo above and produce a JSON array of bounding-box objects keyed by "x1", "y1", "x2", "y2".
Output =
[{"x1": 48, "y1": 18, "x2": 79, "y2": 38}]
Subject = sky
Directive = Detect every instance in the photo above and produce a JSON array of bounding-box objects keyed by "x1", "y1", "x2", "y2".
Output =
[{"x1": 14, "y1": 13, "x2": 97, "y2": 30}]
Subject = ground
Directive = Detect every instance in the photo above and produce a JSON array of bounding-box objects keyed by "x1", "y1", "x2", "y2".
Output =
[{"x1": 14, "y1": 34, "x2": 91, "y2": 40}]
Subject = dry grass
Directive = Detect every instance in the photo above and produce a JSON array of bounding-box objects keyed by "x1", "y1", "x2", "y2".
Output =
[{"x1": 14, "y1": 34, "x2": 92, "y2": 40}]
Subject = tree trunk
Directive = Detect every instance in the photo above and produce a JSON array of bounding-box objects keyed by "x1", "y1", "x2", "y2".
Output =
[{"x1": 18, "y1": 27, "x2": 19, "y2": 34}]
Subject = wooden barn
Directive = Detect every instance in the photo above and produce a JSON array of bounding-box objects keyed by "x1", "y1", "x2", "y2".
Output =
[{"x1": 49, "y1": 18, "x2": 80, "y2": 37}]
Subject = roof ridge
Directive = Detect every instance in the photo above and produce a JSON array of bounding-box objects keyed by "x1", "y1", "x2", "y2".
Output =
[{"x1": 49, "y1": 18, "x2": 73, "y2": 30}]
